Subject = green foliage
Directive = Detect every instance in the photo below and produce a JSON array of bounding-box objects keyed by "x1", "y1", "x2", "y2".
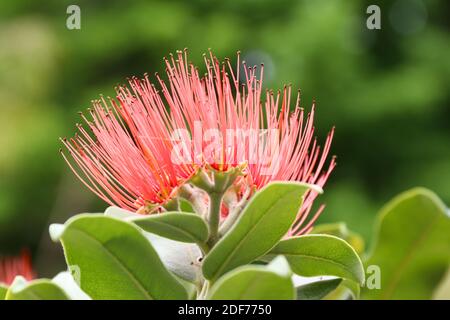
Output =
[
  {"x1": 5, "y1": 277, "x2": 68, "y2": 300},
  {"x1": 296, "y1": 278, "x2": 342, "y2": 300},
  {"x1": 130, "y1": 211, "x2": 209, "y2": 244},
  {"x1": 1, "y1": 1, "x2": 449, "y2": 275},
  {"x1": 311, "y1": 223, "x2": 365, "y2": 254},
  {"x1": 269, "y1": 234, "x2": 364, "y2": 285},
  {"x1": 0, "y1": 284, "x2": 7, "y2": 299},
  {"x1": 209, "y1": 256, "x2": 295, "y2": 300},
  {"x1": 50, "y1": 215, "x2": 188, "y2": 300},
  {"x1": 44, "y1": 181, "x2": 376, "y2": 300},
  {"x1": 362, "y1": 188, "x2": 450, "y2": 300},
  {"x1": 105, "y1": 207, "x2": 203, "y2": 283},
  {"x1": 0, "y1": 0, "x2": 448, "y2": 301},
  {"x1": 19, "y1": 183, "x2": 447, "y2": 300},
  {"x1": 179, "y1": 199, "x2": 195, "y2": 213},
  {"x1": 202, "y1": 182, "x2": 314, "y2": 281}
]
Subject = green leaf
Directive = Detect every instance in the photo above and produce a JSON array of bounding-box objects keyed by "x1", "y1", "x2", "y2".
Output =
[
  {"x1": 345, "y1": 232, "x2": 365, "y2": 256},
  {"x1": 0, "y1": 284, "x2": 7, "y2": 299},
  {"x1": 5, "y1": 277, "x2": 69, "y2": 300},
  {"x1": 50, "y1": 214, "x2": 188, "y2": 300},
  {"x1": 342, "y1": 279, "x2": 360, "y2": 299},
  {"x1": 130, "y1": 211, "x2": 209, "y2": 244},
  {"x1": 104, "y1": 207, "x2": 203, "y2": 283},
  {"x1": 296, "y1": 278, "x2": 342, "y2": 300},
  {"x1": 311, "y1": 223, "x2": 348, "y2": 237},
  {"x1": 311, "y1": 223, "x2": 365, "y2": 255},
  {"x1": 179, "y1": 199, "x2": 195, "y2": 213},
  {"x1": 362, "y1": 188, "x2": 450, "y2": 300},
  {"x1": 269, "y1": 234, "x2": 365, "y2": 285},
  {"x1": 209, "y1": 256, "x2": 295, "y2": 300},
  {"x1": 105, "y1": 207, "x2": 203, "y2": 283},
  {"x1": 203, "y1": 182, "x2": 316, "y2": 281}
]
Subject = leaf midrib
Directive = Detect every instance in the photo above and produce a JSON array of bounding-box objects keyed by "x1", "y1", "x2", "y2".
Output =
[
  {"x1": 67, "y1": 227, "x2": 154, "y2": 300},
  {"x1": 209, "y1": 188, "x2": 301, "y2": 280}
]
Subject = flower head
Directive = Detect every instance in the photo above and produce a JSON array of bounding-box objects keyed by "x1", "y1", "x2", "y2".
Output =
[
  {"x1": 61, "y1": 49, "x2": 335, "y2": 234},
  {"x1": 0, "y1": 250, "x2": 35, "y2": 285}
]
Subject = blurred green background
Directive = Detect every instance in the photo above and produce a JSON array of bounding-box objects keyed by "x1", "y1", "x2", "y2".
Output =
[{"x1": 0, "y1": 0, "x2": 449, "y2": 276}]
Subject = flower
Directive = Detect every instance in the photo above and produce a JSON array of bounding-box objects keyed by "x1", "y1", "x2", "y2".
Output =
[
  {"x1": 61, "y1": 49, "x2": 335, "y2": 235},
  {"x1": 60, "y1": 96, "x2": 196, "y2": 211},
  {"x1": 0, "y1": 250, "x2": 35, "y2": 285}
]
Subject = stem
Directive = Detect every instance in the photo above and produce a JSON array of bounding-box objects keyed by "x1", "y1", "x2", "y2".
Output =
[
  {"x1": 197, "y1": 281, "x2": 210, "y2": 300},
  {"x1": 189, "y1": 166, "x2": 246, "y2": 246},
  {"x1": 207, "y1": 192, "x2": 223, "y2": 246},
  {"x1": 178, "y1": 184, "x2": 208, "y2": 216},
  {"x1": 197, "y1": 241, "x2": 210, "y2": 255}
]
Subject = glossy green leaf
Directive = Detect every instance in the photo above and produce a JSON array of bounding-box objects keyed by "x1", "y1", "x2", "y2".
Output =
[
  {"x1": 342, "y1": 279, "x2": 360, "y2": 299},
  {"x1": 311, "y1": 223, "x2": 365, "y2": 255},
  {"x1": 209, "y1": 256, "x2": 295, "y2": 300},
  {"x1": 345, "y1": 232, "x2": 365, "y2": 256},
  {"x1": 130, "y1": 211, "x2": 209, "y2": 244},
  {"x1": 269, "y1": 234, "x2": 365, "y2": 285},
  {"x1": 203, "y1": 182, "x2": 316, "y2": 281},
  {"x1": 0, "y1": 284, "x2": 7, "y2": 299},
  {"x1": 296, "y1": 278, "x2": 342, "y2": 300},
  {"x1": 50, "y1": 214, "x2": 188, "y2": 300},
  {"x1": 311, "y1": 223, "x2": 348, "y2": 237},
  {"x1": 5, "y1": 277, "x2": 69, "y2": 300},
  {"x1": 105, "y1": 207, "x2": 203, "y2": 283},
  {"x1": 362, "y1": 188, "x2": 450, "y2": 300},
  {"x1": 319, "y1": 278, "x2": 360, "y2": 300},
  {"x1": 179, "y1": 199, "x2": 195, "y2": 213}
]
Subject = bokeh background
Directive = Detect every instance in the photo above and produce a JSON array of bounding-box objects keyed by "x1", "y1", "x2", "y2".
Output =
[{"x1": 0, "y1": 0, "x2": 449, "y2": 276}]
